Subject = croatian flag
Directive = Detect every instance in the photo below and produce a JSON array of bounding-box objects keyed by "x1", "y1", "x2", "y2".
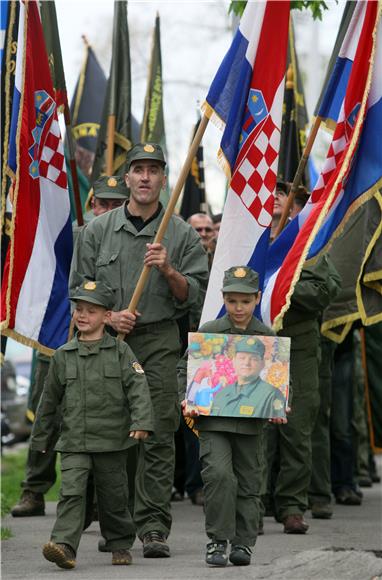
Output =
[
  {"x1": 1, "y1": 1, "x2": 72, "y2": 353},
  {"x1": 200, "y1": 1, "x2": 290, "y2": 325},
  {"x1": 261, "y1": 0, "x2": 382, "y2": 330}
]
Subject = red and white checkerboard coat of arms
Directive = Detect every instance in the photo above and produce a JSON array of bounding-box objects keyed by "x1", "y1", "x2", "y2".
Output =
[
  {"x1": 28, "y1": 90, "x2": 67, "y2": 190},
  {"x1": 230, "y1": 115, "x2": 279, "y2": 227}
]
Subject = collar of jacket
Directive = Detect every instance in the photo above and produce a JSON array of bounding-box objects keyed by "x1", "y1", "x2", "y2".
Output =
[
  {"x1": 62, "y1": 331, "x2": 116, "y2": 356},
  {"x1": 113, "y1": 204, "x2": 167, "y2": 238},
  {"x1": 211, "y1": 314, "x2": 264, "y2": 334}
]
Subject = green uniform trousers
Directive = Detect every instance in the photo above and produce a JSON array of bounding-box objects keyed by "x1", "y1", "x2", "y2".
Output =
[
  {"x1": 352, "y1": 331, "x2": 371, "y2": 483},
  {"x1": 22, "y1": 356, "x2": 58, "y2": 494},
  {"x1": 267, "y1": 341, "x2": 320, "y2": 519},
  {"x1": 309, "y1": 337, "x2": 336, "y2": 505},
  {"x1": 199, "y1": 430, "x2": 264, "y2": 546},
  {"x1": 52, "y1": 451, "x2": 135, "y2": 553},
  {"x1": 126, "y1": 320, "x2": 180, "y2": 538}
]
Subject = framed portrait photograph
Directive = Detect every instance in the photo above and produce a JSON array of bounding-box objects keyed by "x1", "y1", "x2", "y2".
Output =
[{"x1": 186, "y1": 333, "x2": 290, "y2": 419}]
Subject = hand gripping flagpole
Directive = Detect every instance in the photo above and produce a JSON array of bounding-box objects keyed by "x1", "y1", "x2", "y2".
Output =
[
  {"x1": 273, "y1": 114, "x2": 322, "y2": 240},
  {"x1": 117, "y1": 113, "x2": 209, "y2": 340}
]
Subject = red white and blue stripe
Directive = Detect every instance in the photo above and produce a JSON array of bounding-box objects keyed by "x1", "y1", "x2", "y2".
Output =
[
  {"x1": 200, "y1": 1, "x2": 290, "y2": 325},
  {"x1": 1, "y1": 1, "x2": 72, "y2": 353},
  {"x1": 261, "y1": 0, "x2": 382, "y2": 329}
]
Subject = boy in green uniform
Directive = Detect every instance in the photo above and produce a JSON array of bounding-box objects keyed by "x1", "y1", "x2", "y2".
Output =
[
  {"x1": 30, "y1": 281, "x2": 154, "y2": 569},
  {"x1": 179, "y1": 266, "x2": 286, "y2": 568}
]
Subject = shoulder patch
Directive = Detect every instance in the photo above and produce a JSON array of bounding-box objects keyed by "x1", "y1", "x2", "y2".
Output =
[{"x1": 132, "y1": 361, "x2": 145, "y2": 374}]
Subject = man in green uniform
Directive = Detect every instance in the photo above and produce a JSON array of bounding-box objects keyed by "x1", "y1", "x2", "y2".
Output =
[
  {"x1": 31, "y1": 280, "x2": 154, "y2": 569},
  {"x1": 70, "y1": 143, "x2": 209, "y2": 558},
  {"x1": 211, "y1": 338, "x2": 285, "y2": 419},
  {"x1": 265, "y1": 255, "x2": 341, "y2": 533},
  {"x1": 72, "y1": 175, "x2": 129, "y2": 244},
  {"x1": 11, "y1": 175, "x2": 129, "y2": 519}
]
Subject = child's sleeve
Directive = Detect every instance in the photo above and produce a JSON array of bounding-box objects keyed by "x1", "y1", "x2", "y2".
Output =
[
  {"x1": 121, "y1": 347, "x2": 155, "y2": 433},
  {"x1": 30, "y1": 356, "x2": 64, "y2": 452}
]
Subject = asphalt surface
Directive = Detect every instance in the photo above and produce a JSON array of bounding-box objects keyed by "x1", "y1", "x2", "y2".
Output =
[{"x1": 2, "y1": 463, "x2": 382, "y2": 580}]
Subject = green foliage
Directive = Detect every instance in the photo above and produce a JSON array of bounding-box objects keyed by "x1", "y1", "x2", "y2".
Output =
[
  {"x1": 1, "y1": 448, "x2": 61, "y2": 513},
  {"x1": 1, "y1": 527, "x2": 13, "y2": 540},
  {"x1": 229, "y1": 1, "x2": 334, "y2": 21}
]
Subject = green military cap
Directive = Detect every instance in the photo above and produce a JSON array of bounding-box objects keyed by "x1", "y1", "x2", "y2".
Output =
[
  {"x1": 93, "y1": 175, "x2": 129, "y2": 199},
  {"x1": 71, "y1": 280, "x2": 115, "y2": 310},
  {"x1": 222, "y1": 266, "x2": 259, "y2": 294},
  {"x1": 234, "y1": 336, "x2": 265, "y2": 358},
  {"x1": 126, "y1": 142, "x2": 166, "y2": 171}
]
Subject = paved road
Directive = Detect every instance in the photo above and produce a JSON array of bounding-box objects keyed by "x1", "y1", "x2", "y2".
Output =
[{"x1": 3, "y1": 470, "x2": 382, "y2": 580}]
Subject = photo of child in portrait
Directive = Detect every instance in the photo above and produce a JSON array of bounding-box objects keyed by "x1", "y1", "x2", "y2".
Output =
[{"x1": 186, "y1": 333, "x2": 290, "y2": 419}]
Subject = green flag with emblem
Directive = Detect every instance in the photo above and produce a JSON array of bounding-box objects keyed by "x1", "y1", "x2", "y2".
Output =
[
  {"x1": 141, "y1": 14, "x2": 170, "y2": 206},
  {"x1": 69, "y1": 41, "x2": 107, "y2": 178},
  {"x1": 91, "y1": 0, "x2": 132, "y2": 181}
]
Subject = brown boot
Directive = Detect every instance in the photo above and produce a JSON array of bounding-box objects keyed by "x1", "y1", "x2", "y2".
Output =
[
  {"x1": 42, "y1": 542, "x2": 76, "y2": 569},
  {"x1": 112, "y1": 549, "x2": 133, "y2": 565},
  {"x1": 11, "y1": 490, "x2": 45, "y2": 517},
  {"x1": 283, "y1": 514, "x2": 309, "y2": 534}
]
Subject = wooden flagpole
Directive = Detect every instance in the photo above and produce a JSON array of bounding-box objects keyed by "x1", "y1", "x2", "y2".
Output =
[
  {"x1": 273, "y1": 114, "x2": 322, "y2": 240},
  {"x1": 117, "y1": 113, "x2": 209, "y2": 340},
  {"x1": 106, "y1": 115, "x2": 116, "y2": 176}
]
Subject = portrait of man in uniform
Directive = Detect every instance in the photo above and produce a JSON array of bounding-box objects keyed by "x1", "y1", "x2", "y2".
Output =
[
  {"x1": 211, "y1": 337, "x2": 286, "y2": 419},
  {"x1": 186, "y1": 334, "x2": 289, "y2": 419}
]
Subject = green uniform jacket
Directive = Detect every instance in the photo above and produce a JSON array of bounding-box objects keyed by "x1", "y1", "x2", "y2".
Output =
[
  {"x1": 211, "y1": 377, "x2": 285, "y2": 419},
  {"x1": 72, "y1": 210, "x2": 94, "y2": 248},
  {"x1": 30, "y1": 332, "x2": 154, "y2": 453},
  {"x1": 178, "y1": 314, "x2": 275, "y2": 435},
  {"x1": 279, "y1": 255, "x2": 342, "y2": 343},
  {"x1": 70, "y1": 205, "x2": 209, "y2": 325}
]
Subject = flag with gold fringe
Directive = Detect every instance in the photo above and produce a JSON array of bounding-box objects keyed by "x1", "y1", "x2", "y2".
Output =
[{"x1": 261, "y1": 1, "x2": 382, "y2": 331}]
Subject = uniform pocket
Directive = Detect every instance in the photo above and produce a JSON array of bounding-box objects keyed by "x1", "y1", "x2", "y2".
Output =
[
  {"x1": 60, "y1": 453, "x2": 90, "y2": 497},
  {"x1": 64, "y1": 363, "x2": 80, "y2": 408},
  {"x1": 95, "y1": 251, "x2": 121, "y2": 297},
  {"x1": 103, "y1": 364, "x2": 125, "y2": 406}
]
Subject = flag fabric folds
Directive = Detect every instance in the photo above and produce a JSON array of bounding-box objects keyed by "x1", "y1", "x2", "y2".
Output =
[
  {"x1": 200, "y1": 0, "x2": 290, "y2": 325},
  {"x1": 179, "y1": 117, "x2": 207, "y2": 220},
  {"x1": 278, "y1": 18, "x2": 310, "y2": 188},
  {"x1": 322, "y1": 193, "x2": 382, "y2": 342},
  {"x1": 314, "y1": 1, "x2": 357, "y2": 128},
  {"x1": 69, "y1": 42, "x2": 107, "y2": 178},
  {"x1": 261, "y1": 1, "x2": 382, "y2": 331},
  {"x1": 1, "y1": 0, "x2": 72, "y2": 354},
  {"x1": 91, "y1": 0, "x2": 132, "y2": 180},
  {"x1": 1, "y1": 0, "x2": 19, "y2": 278},
  {"x1": 39, "y1": 0, "x2": 67, "y2": 111},
  {"x1": 141, "y1": 14, "x2": 170, "y2": 206}
]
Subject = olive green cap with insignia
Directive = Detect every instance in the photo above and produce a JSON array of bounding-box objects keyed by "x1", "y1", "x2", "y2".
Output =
[
  {"x1": 234, "y1": 336, "x2": 265, "y2": 358},
  {"x1": 222, "y1": 266, "x2": 259, "y2": 294},
  {"x1": 93, "y1": 175, "x2": 129, "y2": 199},
  {"x1": 71, "y1": 280, "x2": 115, "y2": 310},
  {"x1": 126, "y1": 142, "x2": 166, "y2": 171}
]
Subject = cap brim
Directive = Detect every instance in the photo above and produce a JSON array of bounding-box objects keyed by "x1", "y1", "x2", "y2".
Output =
[
  {"x1": 94, "y1": 192, "x2": 129, "y2": 199},
  {"x1": 222, "y1": 284, "x2": 259, "y2": 294},
  {"x1": 71, "y1": 295, "x2": 109, "y2": 308},
  {"x1": 127, "y1": 155, "x2": 166, "y2": 170}
]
